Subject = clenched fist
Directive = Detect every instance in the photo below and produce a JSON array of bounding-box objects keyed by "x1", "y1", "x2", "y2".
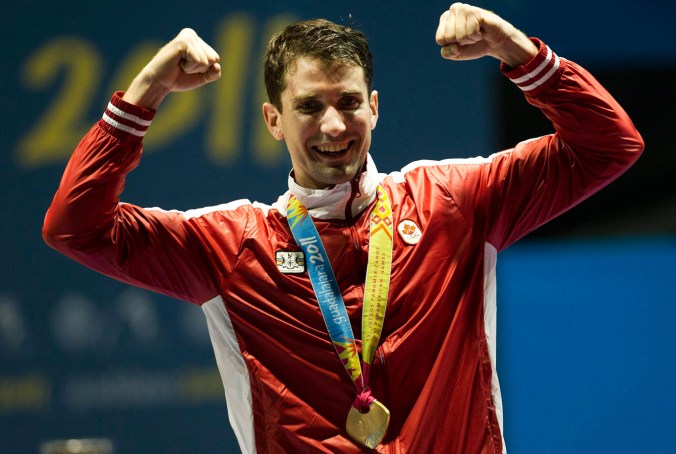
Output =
[
  {"x1": 124, "y1": 28, "x2": 221, "y2": 109},
  {"x1": 435, "y1": 3, "x2": 537, "y2": 67}
]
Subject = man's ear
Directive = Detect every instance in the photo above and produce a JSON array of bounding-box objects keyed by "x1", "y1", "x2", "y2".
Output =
[
  {"x1": 369, "y1": 90, "x2": 379, "y2": 130},
  {"x1": 262, "y1": 102, "x2": 284, "y2": 140}
]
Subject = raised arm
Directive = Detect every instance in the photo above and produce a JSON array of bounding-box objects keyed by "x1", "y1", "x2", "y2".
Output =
[
  {"x1": 43, "y1": 30, "x2": 234, "y2": 305},
  {"x1": 430, "y1": 3, "x2": 644, "y2": 249}
]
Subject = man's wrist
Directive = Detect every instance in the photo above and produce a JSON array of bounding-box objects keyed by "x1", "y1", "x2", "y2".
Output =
[
  {"x1": 122, "y1": 72, "x2": 170, "y2": 110},
  {"x1": 492, "y1": 29, "x2": 538, "y2": 68}
]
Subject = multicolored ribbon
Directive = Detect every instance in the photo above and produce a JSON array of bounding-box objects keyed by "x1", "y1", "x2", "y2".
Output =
[{"x1": 287, "y1": 184, "x2": 394, "y2": 411}]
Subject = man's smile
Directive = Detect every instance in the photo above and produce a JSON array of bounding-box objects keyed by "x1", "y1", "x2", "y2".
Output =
[{"x1": 312, "y1": 140, "x2": 354, "y2": 158}]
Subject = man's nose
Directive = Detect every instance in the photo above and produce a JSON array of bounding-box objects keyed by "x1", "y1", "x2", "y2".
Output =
[{"x1": 319, "y1": 106, "x2": 347, "y2": 136}]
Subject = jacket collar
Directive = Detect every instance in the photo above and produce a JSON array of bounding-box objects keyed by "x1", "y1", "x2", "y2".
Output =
[{"x1": 277, "y1": 154, "x2": 380, "y2": 221}]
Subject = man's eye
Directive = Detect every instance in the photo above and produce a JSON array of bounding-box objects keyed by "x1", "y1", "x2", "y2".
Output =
[
  {"x1": 340, "y1": 98, "x2": 360, "y2": 109},
  {"x1": 297, "y1": 101, "x2": 321, "y2": 112}
]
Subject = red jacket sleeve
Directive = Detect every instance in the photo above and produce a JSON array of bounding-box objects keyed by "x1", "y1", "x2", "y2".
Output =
[
  {"x1": 42, "y1": 92, "x2": 236, "y2": 305},
  {"x1": 467, "y1": 39, "x2": 643, "y2": 250}
]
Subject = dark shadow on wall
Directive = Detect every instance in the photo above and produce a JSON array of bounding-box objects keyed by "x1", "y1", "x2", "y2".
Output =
[{"x1": 498, "y1": 65, "x2": 676, "y2": 238}]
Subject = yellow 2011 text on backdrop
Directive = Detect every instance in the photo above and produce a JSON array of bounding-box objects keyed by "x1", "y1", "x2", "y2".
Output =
[{"x1": 17, "y1": 13, "x2": 294, "y2": 169}]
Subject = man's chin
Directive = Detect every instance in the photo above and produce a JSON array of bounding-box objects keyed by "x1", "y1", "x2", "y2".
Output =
[
  {"x1": 309, "y1": 169, "x2": 357, "y2": 189},
  {"x1": 296, "y1": 158, "x2": 366, "y2": 189},
  {"x1": 327, "y1": 164, "x2": 364, "y2": 184}
]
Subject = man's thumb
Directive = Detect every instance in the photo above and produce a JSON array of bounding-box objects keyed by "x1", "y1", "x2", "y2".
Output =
[{"x1": 204, "y1": 62, "x2": 222, "y2": 84}]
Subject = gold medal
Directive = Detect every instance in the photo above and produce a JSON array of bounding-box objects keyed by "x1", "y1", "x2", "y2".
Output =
[{"x1": 346, "y1": 399, "x2": 390, "y2": 449}]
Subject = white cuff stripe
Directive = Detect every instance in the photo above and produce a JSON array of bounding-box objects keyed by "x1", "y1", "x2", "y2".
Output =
[
  {"x1": 518, "y1": 54, "x2": 560, "y2": 92},
  {"x1": 106, "y1": 102, "x2": 153, "y2": 127},
  {"x1": 510, "y1": 46, "x2": 553, "y2": 84},
  {"x1": 102, "y1": 113, "x2": 146, "y2": 137}
]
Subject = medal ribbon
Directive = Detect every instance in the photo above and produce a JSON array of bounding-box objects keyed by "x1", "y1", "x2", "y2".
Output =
[{"x1": 287, "y1": 184, "x2": 393, "y2": 412}]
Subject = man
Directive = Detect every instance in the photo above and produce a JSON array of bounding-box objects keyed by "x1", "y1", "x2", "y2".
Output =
[{"x1": 43, "y1": 3, "x2": 643, "y2": 453}]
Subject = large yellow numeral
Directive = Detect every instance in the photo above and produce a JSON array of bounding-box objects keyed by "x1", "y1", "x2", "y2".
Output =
[
  {"x1": 252, "y1": 15, "x2": 295, "y2": 167},
  {"x1": 17, "y1": 38, "x2": 102, "y2": 167},
  {"x1": 206, "y1": 14, "x2": 255, "y2": 165},
  {"x1": 107, "y1": 42, "x2": 201, "y2": 151},
  {"x1": 17, "y1": 14, "x2": 296, "y2": 169}
]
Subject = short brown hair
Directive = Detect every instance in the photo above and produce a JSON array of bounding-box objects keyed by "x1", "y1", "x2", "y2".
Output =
[{"x1": 264, "y1": 19, "x2": 373, "y2": 110}]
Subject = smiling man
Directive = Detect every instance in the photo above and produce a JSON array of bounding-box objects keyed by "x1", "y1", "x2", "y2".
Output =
[
  {"x1": 260, "y1": 20, "x2": 379, "y2": 190},
  {"x1": 44, "y1": 3, "x2": 643, "y2": 453},
  {"x1": 263, "y1": 56, "x2": 377, "y2": 189}
]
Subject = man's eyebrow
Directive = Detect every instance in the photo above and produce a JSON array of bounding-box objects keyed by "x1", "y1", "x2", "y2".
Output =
[
  {"x1": 339, "y1": 89, "x2": 364, "y2": 96},
  {"x1": 291, "y1": 93, "x2": 319, "y2": 103},
  {"x1": 291, "y1": 89, "x2": 365, "y2": 103}
]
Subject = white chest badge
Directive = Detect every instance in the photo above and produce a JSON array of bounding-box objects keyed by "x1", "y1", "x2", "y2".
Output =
[
  {"x1": 397, "y1": 219, "x2": 422, "y2": 245},
  {"x1": 276, "y1": 251, "x2": 306, "y2": 274}
]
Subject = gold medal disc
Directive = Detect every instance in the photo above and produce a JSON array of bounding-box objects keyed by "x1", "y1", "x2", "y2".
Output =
[{"x1": 346, "y1": 399, "x2": 390, "y2": 449}]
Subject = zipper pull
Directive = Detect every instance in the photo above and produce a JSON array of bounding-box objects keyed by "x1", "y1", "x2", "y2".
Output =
[{"x1": 345, "y1": 178, "x2": 361, "y2": 221}]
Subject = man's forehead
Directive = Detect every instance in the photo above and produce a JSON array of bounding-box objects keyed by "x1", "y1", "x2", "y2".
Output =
[{"x1": 282, "y1": 57, "x2": 368, "y2": 97}]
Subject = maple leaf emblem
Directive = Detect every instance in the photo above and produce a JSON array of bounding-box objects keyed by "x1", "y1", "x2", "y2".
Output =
[{"x1": 402, "y1": 223, "x2": 416, "y2": 235}]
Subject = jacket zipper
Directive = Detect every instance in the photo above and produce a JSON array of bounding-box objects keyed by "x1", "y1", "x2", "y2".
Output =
[
  {"x1": 377, "y1": 344, "x2": 394, "y2": 448},
  {"x1": 377, "y1": 346, "x2": 390, "y2": 401},
  {"x1": 345, "y1": 178, "x2": 361, "y2": 251}
]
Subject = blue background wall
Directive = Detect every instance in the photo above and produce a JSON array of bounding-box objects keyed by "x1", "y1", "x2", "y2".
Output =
[{"x1": 1, "y1": 1, "x2": 675, "y2": 452}]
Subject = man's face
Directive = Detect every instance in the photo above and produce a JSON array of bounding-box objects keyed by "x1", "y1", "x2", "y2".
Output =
[{"x1": 263, "y1": 57, "x2": 379, "y2": 189}]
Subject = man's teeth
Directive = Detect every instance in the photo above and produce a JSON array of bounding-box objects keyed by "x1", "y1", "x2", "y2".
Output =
[{"x1": 316, "y1": 143, "x2": 349, "y2": 153}]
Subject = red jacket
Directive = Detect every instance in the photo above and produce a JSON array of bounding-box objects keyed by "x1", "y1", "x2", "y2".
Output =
[{"x1": 43, "y1": 40, "x2": 643, "y2": 453}]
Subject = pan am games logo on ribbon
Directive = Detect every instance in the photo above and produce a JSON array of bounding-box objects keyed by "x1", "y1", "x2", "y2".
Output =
[
  {"x1": 287, "y1": 196, "x2": 309, "y2": 229},
  {"x1": 334, "y1": 338, "x2": 362, "y2": 383}
]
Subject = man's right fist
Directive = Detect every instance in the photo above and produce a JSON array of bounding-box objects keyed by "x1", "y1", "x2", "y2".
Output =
[{"x1": 123, "y1": 28, "x2": 221, "y2": 109}]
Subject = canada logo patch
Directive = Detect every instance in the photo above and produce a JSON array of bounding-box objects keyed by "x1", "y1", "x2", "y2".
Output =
[
  {"x1": 276, "y1": 251, "x2": 306, "y2": 274},
  {"x1": 397, "y1": 219, "x2": 422, "y2": 245}
]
